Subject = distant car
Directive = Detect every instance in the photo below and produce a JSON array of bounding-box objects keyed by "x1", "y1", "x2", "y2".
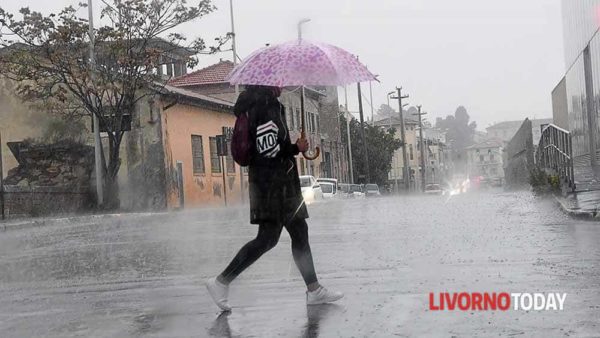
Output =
[
  {"x1": 425, "y1": 184, "x2": 443, "y2": 195},
  {"x1": 349, "y1": 184, "x2": 365, "y2": 198},
  {"x1": 317, "y1": 178, "x2": 338, "y2": 195},
  {"x1": 319, "y1": 182, "x2": 336, "y2": 199},
  {"x1": 364, "y1": 184, "x2": 381, "y2": 197},
  {"x1": 300, "y1": 175, "x2": 323, "y2": 204},
  {"x1": 338, "y1": 183, "x2": 351, "y2": 198}
]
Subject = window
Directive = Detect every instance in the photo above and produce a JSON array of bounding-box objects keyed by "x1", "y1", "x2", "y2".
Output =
[
  {"x1": 315, "y1": 114, "x2": 320, "y2": 133},
  {"x1": 226, "y1": 153, "x2": 235, "y2": 174},
  {"x1": 409, "y1": 144, "x2": 414, "y2": 160},
  {"x1": 480, "y1": 155, "x2": 484, "y2": 162},
  {"x1": 295, "y1": 108, "x2": 301, "y2": 131},
  {"x1": 209, "y1": 137, "x2": 221, "y2": 173},
  {"x1": 191, "y1": 135, "x2": 205, "y2": 175},
  {"x1": 287, "y1": 106, "x2": 294, "y2": 130},
  {"x1": 490, "y1": 154, "x2": 495, "y2": 162}
]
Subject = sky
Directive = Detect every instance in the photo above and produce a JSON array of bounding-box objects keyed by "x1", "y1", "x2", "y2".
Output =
[{"x1": 1, "y1": 0, "x2": 566, "y2": 130}]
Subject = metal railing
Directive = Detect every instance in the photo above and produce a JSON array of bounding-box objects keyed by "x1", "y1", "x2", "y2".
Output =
[{"x1": 535, "y1": 124, "x2": 575, "y2": 191}]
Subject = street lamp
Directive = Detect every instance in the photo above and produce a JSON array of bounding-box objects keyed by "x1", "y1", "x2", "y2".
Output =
[{"x1": 298, "y1": 18, "x2": 311, "y2": 41}]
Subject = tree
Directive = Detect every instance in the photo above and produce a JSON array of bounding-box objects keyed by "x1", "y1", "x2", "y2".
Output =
[
  {"x1": 374, "y1": 103, "x2": 396, "y2": 121},
  {"x1": 435, "y1": 106, "x2": 477, "y2": 172},
  {"x1": 0, "y1": 0, "x2": 230, "y2": 209},
  {"x1": 340, "y1": 113, "x2": 402, "y2": 186}
]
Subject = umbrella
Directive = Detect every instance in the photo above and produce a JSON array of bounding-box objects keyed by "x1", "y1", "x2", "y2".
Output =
[{"x1": 226, "y1": 39, "x2": 376, "y2": 160}]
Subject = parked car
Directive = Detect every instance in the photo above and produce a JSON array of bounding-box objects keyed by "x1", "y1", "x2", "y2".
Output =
[
  {"x1": 425, "y1": 183, "x2": 443, "y2": 195},
  {"x1": 338, "y1": 183, "x2": 351, "y2": 198},
  {"x1": 320, "y1": 182, "x2": 336, "y2": 199},
  {"x1": 364, "y1": 184, "x2": 381, "y2": 197},
  {"x1": 317, "y1": 178, "x2": 338, "y2": 195},
  {"x1": 299, "y1": 175, "x2": 323, "y2": 204},
  {"x1": 349, "y1": 184, "x2": 365, "y2": 198}
]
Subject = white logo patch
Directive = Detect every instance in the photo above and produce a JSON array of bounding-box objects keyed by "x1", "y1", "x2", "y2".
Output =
[{"x1": 256, "y1": 121, "x2": 280, "y2": 158}]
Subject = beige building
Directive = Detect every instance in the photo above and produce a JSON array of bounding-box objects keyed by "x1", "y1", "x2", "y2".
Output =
[
  {"x1": 374, "y1": 115, "x2": 419, "y2": 189},
  {"x1": 466, "y1": 139, "x2": 504, "y2": 182}
]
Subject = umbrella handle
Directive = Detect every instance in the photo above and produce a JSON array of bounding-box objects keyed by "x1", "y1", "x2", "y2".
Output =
[
  {"x1": 303, "y1": 146, "x2": 320, "y2": 160},
  {"x1": 300, "y1": 131, "x2": 320, "y2": 160}
]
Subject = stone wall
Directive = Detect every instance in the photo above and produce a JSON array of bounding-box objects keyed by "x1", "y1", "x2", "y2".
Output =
[
  {"x1": 504, "y1": 119, "x2": 534, "y2": 189},
  {"x1": 2, "y1": 140, "x2": 94, "y2": 217}
]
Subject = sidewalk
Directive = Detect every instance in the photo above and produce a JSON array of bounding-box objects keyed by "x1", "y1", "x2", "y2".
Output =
[{"x1": 554, "y1": 190, "x2": 600, "y2": 219}]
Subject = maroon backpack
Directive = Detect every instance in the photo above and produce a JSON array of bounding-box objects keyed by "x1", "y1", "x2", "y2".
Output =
[{"x1": 231, "y1": 111, "x2": 252, "y2": 166}]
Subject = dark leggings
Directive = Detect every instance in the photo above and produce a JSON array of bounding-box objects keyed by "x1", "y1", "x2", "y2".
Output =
[{"x1": 219, "y1": 218, "x2": 318, "y2": 286}]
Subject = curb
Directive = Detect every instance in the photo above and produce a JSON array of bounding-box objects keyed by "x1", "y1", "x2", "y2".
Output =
[
  {"x1": 553, "y1": 195, "x2": 598, "y2": 220},
  {"x1": 0, "y1": 212, "x2": 165, "y2": 232}
]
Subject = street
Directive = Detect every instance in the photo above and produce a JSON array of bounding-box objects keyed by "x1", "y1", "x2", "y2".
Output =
[{"x1": 1, "y1": 190, "x2": 599, "y2": 337}]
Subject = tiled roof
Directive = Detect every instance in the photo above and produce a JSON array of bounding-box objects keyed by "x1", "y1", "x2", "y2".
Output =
[
  {"x1": 467, "y1": 138, "x2": 504, "y2": 149},
  {"x1": 169, "y1": 60, "x2": 234, "y2": 87},
  {"x1": 158, "y1": 84, "x2": 234, "y2": 109},
  {"x1": 373, "y1": 115, "x2": 419, "y2": 126}
]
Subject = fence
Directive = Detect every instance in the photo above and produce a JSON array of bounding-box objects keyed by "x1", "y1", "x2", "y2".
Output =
[{"x1": 535, "y1": 124, "x2": 575, "y2": 191}]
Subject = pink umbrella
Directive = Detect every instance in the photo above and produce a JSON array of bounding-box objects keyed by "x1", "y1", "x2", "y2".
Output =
[
  {"x1": 226, "y1": 39, "x2": 376, "y2": 159},
  {"x1": 226, "y1": 39, "x2": 376, "y2": 87}
]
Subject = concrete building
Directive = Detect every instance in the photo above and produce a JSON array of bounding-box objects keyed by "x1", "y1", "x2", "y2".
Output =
[
  {"x1": 551, "y1": 1, "x2": 600, "y2": 186},
  {"x1": 486, "y1": 118, "x2": 553, "y2": 144},
  {"x1": 466, "y1": 139, "x2": 504, "y2": 184}
]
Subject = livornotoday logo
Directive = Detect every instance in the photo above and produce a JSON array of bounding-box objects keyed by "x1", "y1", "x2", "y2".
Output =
[{"x1": 429, "y1": 292, "x2": 567, "y2": 311}]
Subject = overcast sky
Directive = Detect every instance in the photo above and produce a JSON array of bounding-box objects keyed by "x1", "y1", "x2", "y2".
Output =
[{"x1": 2, "y1": 0, "x2": 565, "y2": 129}]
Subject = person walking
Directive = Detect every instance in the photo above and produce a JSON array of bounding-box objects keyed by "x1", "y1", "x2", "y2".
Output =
[{"x1": 206, "y1": 85, "x2": 343, "y2": 311}]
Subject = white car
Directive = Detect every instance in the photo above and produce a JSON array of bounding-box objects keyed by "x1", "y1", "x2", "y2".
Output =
[
  {"x1": 319, "y1": 182, "x2": 336, "y2": 199},
  {"x1": 349, "y1": 184, "x2": 365, "y2": 198},
  {"x1": 425, "y1": 184, "x2": 443, "y2": 195},
  {"x1": 317, "y1": 178, "x2": 338, "y2": 195},
  {"x1": 300, "y1": 175, "x2": 323, "y2": 204},
  {"x1": 364, "y1": 184, "x2": 381, "y2": 197}
]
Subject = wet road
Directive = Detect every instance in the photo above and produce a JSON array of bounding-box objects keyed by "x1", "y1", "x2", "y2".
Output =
[{"x1": 1, "y1": 190, "x2": 599, "y2": 337}]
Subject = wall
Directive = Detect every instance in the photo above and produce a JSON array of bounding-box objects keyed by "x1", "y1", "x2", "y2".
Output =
[
  {"x1": 504, "y1": 119, "x2": 534, "y2": 189},
  {"x1": 2, "y1": 141, "x2": 94, "y2": 218},
  {"x1": 552, "y1": 77, "x2": 569, "y2": 130},
  {"x1": 117, "y1": 98, "x2": 169, "y2": 211},
  {"x1": 161, "y1": 101, "x2": 244, "y2": 209}
]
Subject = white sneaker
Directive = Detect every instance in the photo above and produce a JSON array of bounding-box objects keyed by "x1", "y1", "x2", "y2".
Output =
[
  {"x1": 306, "y1": 286, "x2": 344, "y2": 305},
  {"x1": 206, "y1": 277, "x2": 231, "y2": 311}
]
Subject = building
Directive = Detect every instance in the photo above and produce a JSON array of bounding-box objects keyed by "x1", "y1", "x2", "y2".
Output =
[
  {"x1": 168, "y1": 60, "x2": 348, "y2": 181},
  {"x1": 466, "y1": 139, "x2": 504, "y2": 183},
  {"x1": 552, "y1": 1, "x2": 600, "y2": 186},
  {"x1": 117, "y1": 84, "x2": 245, "y2": 210},
  {"x1": 374, "y1": 115, "x2": 419, "y2": 190},
  {"x1": 486, "y1": 118, "x2": 553, "y2": 144}
]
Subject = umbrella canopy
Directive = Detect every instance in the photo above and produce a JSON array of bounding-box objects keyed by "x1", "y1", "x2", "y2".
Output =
[{"x1": 226, "y1": 39, "x2": 376, "y2": 87}]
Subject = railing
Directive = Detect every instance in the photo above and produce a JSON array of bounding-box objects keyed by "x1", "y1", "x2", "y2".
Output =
[{"x1": 535, "y1": 124, "x2": 575, "y2": 191}]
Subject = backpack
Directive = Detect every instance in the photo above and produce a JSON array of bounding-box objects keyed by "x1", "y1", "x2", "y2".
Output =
[{"x1": 231, "y1": 111, "x2": 252, "y2": 166}]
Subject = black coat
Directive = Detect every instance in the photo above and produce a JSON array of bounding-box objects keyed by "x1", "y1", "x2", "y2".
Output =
[{"x1": 234, "y1": 90, "x2": 308, "y2": 225}]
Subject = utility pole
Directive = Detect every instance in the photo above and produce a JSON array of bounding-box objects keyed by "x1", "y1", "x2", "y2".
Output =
[
  {"x1": 230, "y1": 0, "x2": 244, "y2": 203},
  {"x1": 357, "y1": 82, "x2": 371, "y2": 183},
  {"x1": 0, "y1": 132, "x2": 4, "y2": 220},
  {"x1": 369, "y1": 80, "x2": 374, "y2": 123},
  {"x1": 414, "y1": 106, "x2": 427, "y2": 192},
  {"x1": 88, "y1": 0, "x2": 104, "y2": 207},
  {"x1": 344, "y1": 86, "x2": 354, "y2": 184},
  {"x1": 394, "y1": 87, "x2": 409, "y2": 191}
]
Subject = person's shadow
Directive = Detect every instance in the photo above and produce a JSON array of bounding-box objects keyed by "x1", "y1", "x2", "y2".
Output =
[{"x1": 207, "y1": 304, "x2": 343, "y2": 338}]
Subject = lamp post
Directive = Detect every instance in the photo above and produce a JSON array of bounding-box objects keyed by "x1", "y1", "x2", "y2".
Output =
[{"x1": 88, "y1": 0, "x2": 104, "y2": 207}]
